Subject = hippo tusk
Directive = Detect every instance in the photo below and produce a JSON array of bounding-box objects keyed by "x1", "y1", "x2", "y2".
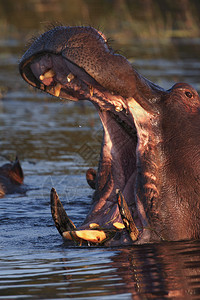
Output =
[
  {"x1": 50, "y1": 188, "x2": 76, "y2": 235},
  {"x1": 51, "y1": 188, "x2": 108, "y2": 245},
  {"x1": 116, "y1": 189, "x2": 139, "y2": 241},
  {"x1": 51, "y1": 187, "x2": 134, "y2": 245}
]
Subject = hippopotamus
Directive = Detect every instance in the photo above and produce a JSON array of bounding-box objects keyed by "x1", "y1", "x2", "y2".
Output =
[
  {"x1": 0, "y1": 157, "x2": 24, "y2": 197},
  {"x1": 19, "y1": 26, "x2": 200, "y2": 246}
]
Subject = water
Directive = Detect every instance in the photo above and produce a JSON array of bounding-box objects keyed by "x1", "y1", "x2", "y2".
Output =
[{"x1": 1, "y1": 1, "x2": 200, "y2": 299}]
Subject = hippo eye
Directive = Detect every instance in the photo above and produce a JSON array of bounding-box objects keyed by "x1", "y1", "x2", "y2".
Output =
[{"x1": 185, "y1": 91, "x2": 193, "y2": 98}]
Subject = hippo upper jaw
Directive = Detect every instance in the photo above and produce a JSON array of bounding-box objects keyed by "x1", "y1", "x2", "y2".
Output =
[{"x1": 20, "y1": 52, "x2": 129, "y2": 114}]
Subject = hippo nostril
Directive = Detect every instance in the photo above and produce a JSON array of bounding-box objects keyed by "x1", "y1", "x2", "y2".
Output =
[{"x1": 185, "y1": 91, "x2": 193, "y2": 98}]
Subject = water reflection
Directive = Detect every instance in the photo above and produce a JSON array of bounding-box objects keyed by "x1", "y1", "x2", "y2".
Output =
[
  {"x1": 1, "y1": 241, "x2": 200, "y2": 299},
  {"x1": 115, "y1": 242, "x2": 200, "y2": 298}
]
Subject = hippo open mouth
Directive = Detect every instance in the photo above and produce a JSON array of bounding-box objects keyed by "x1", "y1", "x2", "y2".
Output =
[{"x1": 19, "y1": 26, "x2": 200, "y2": 246}]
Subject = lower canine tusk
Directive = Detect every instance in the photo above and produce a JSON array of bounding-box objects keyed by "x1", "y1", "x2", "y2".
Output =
[
  {"x1": 116, "y1": 189, "x2": 139, "y2": 241},
  {"x1": 50, "y1": 188, "x2": 76, "y2": 235}
]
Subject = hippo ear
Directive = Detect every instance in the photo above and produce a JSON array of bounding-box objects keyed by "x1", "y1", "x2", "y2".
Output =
[{"x1": 10, "y1": 157, "x2": 24, "y2": 184}]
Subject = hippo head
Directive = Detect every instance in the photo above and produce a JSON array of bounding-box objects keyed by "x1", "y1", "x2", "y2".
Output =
[
  {"x1": 0, "y1": 157, "x2": 24, "y2": 197},
  {"x1": 19, "y1": 26, "x2": 200, "y2": 246}
]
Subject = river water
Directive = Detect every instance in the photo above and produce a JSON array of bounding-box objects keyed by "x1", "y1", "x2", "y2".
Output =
[{"x1": 1, "y1": 1, "x2": 200, "y2": 299}]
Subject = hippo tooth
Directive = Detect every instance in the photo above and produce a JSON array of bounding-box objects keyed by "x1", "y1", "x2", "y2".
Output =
[
  {"x1": 89, "y1": 223, "x2": 100, "y2": 228},
  {"x1": 54, "y1": 83, "x2": 61, "y2": 97},
  {"x1": 115, "y1": 105, "x2": 123, "y2": 112},
  {"x1": 89, "y1": 85, "x2": 94, "y2": 97},
  {"x1": 67, "y1": 73, "x2": 75, "y2": 83},
  {"x1": 39, "y1": 69, "x2": 55, "y2": 81},
  {"x1": 63, "y1": 229, "x2": 107, "y2": 243},
  {"x1": 75, "y1": 230, "x2": 107, "y2": 243},
  {"x1": 113, "y1": 222, "x2": 125, "y2": 229}
]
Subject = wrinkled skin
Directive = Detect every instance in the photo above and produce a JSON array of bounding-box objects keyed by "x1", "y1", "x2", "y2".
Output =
[
  {"x1": 19, "y1": 26, "x2": 200, "y2": 245},
  {"x1": 0, "y1": 158, "x2": 24, "y2": 197}
]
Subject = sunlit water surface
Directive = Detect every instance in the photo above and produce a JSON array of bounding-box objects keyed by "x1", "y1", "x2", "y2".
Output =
[{"x1": 0, "y1": 20, "x2": 200, "y2": 300}]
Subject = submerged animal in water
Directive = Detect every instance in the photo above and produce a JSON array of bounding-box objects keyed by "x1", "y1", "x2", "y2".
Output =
[
  {"x1": 19, "y1": 26, "x2": 200, "y2": 246},
  {"x1": 0, "y1": 157, "x2": 24, "y2": 197}
]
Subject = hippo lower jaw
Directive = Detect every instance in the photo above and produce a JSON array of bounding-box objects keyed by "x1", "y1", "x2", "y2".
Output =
[{"x1": 20, "y1": 52, "x2": 152, "y2": 246}]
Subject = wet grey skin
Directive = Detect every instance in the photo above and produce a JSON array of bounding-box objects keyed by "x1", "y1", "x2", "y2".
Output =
[{"x1": 19, "y1": 26, "x2": 200, "y2": 246}]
